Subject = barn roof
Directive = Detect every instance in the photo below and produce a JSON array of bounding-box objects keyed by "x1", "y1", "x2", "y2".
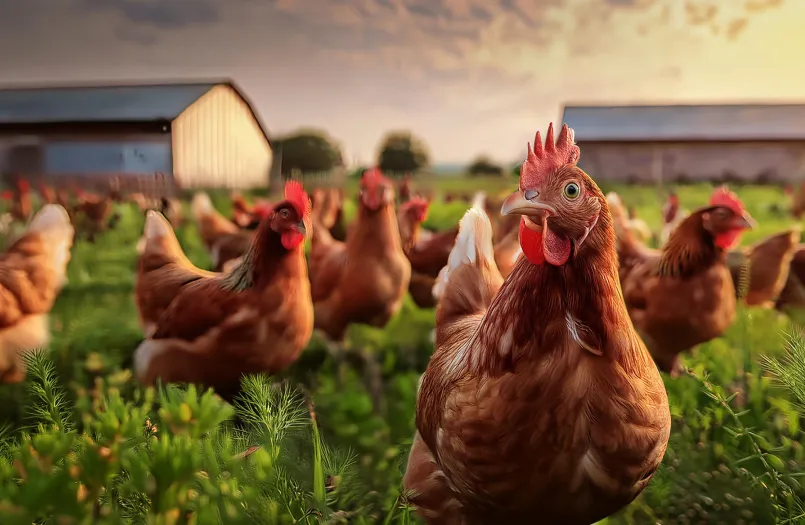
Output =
[
  {"x1": 0, "y1": 79, "x2": 271, "y2": 144},
  {"x1": 561, "y1": 104, "x2": 805, "y2": 141}
]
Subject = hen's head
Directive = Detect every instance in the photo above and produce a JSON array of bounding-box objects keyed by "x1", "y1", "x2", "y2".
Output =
[
  {"x1": 359, "y1": 168, "x2": 394, "y2": 212},
  {"x1": 252, "y1": 201, "x2": 273, "y2": 220},
  {"x1": 232, "y1": 194, "x2": 250, "y2": 212},
  {"x1": 16, "y1": 179, "x2": 29, "y2": 193},
  {"x1": 500, "y1": 123, "x2": 604, "y2": 266},
  {"x1": 701, "y1": 186, "x2": 754, "y2": 250},
  {"x1": 270, "y1": 181, "x2": 311, "y2": 250},
  {"x1": 668, "y1": 192, "x2": 679, "y2": 205},
  {"x1": 400, "y1": 196, "x2": 429, "y2": 224}
]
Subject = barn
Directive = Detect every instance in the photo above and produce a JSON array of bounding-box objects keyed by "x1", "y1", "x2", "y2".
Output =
[
  {"x1": 561, "y1": 104, "x2": 805, "y2": 183},
  {"x1": 0, "y1": 80, "x2": 272, "y2": 190}
]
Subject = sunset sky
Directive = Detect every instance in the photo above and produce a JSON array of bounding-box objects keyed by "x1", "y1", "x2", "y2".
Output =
[{"x1": 0, "y1": 0, "x2": 803, "y2": 165}]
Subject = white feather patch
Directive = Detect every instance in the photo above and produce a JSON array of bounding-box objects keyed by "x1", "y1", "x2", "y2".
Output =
[
  {"x1": 432, "y1": 203, "x2": 494, "y2": 300},
  {"x1": 133, "y1": 339, "x2": 164, "y2": 382},
  {"x1": 565, "y1": 312, "x2": 603, "y2": 356},
  {"x1": 28, "y1": 205, "x2": 74, "y2": 288},
  {"x1": 144, "y1": 210, "x2": 173, "y2": 240}
]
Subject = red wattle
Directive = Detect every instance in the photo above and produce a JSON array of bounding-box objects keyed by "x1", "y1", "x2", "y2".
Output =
[
  {"x1": 519, "y1": 219, "x2": 544, "y2": 265},
  {"x1": 715, "y1": 229, "x2": 742, "y2": 250},
  {"x1": 282, "y1": 231, "x2": 304, "y2": 250}
]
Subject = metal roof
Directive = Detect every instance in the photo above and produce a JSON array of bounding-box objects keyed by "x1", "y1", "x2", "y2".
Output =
[
  {"x1": 0, "y1": 82, "x2": 219, "y2": 124},
  {"x1": 561, "y1": 104, "x2": 805, "y2": 141}
]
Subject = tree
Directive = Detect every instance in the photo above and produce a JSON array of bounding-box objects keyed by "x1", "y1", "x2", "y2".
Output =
[
  {"x1": 277, "y1": 129, "x2": 344, "y2": 174},
  {"x1": 376, "y1": 131, "x2": 430, "y2": 174},
  {"x1": 467, "y1": 155, "x2": 504, "y2": 177}
]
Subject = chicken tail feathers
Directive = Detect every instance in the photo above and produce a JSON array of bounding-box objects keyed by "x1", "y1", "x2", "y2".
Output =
[
  {"x1": 138, "y1": 210, "x2": 187, "y2": 265},
  {"x1": 28, "y1": 204, "x2": 72, "y2": 233},
  {"x1": 25, "y1": 204, "x2": 75, "y2": 286},
  {"x1": 470, "y1": 191, "x2": 486, "y2": 210},
  {"x1": 191, "y1": 192, "x2": 214, "y2": 220},
  {"x1": 433, "y1": 203, "x2": 503, "y2": 324}
]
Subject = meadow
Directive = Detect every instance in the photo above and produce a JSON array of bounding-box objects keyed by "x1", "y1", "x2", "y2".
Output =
[{"x1": 1, "y1": 177, "x2": 805, "y2": 524}]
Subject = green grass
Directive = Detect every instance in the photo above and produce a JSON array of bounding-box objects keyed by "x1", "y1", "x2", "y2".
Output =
[{"x1": 0, "y1": 180, "x2": 804, "y2": 523}]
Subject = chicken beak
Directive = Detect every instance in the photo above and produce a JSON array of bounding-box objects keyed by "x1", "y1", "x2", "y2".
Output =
[
  {"x1": 736, "y1": 212, "x2": 756, "y2": 230},
  {"x1": 292, "y1": 221, "x2": 307, "y2": 235},
  {"x1": 500, "y1": 190, "x2": 556, "y2": 216}
]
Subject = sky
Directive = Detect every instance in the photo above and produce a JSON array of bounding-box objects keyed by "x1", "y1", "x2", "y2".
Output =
[{"x1": 0, "y1": 0, "x2": 803, "y2": 165}]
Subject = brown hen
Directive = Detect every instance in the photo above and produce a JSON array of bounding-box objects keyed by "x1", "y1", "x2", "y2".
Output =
[
  {"x1": 0, "y1": 204, "x2": 74, "y2": 383},
  {"x1": 405, "y1": 124, "x2": 670, "y2": 525},
  {"x1": 133, "y1": 181, "x2": 313, "y2": 398},
  {"x1": 727, "y1": 228, "x2": 800, "y2": 308},
  {"x1": 617, "y1": 186, "x2": 754, "y2": 376},
  {"x1": 398, "y1": 196, "x2": 438, "y2": 308},
  {"x1": 309, "y1": 168, "x2": 411, "y2": 341},
  {"x1": 191, "y1": 192, "x2": 253, "y2": 272}
]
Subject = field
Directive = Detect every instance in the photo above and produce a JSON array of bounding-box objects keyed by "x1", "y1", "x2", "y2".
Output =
[{"x1": 1, "y1": 178, "x2": 805, "y2": 524}]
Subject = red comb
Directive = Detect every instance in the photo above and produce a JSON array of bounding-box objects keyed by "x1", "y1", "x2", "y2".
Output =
[
  {"x1": 16, "y1": 179, "x2": 29, "y2": 191},
  {"x1": 709, "y1": 186, "x2": 745, "y2": 215},
  {"x1": 403, "y1": 195, "x2": 429, "y2": 209},
  {"x1": 362, "y1": 167, "x2": 388, "y2": 187},
  {"x1": 0, "y1": 190, "x2": 12, "y2": 200},
  {"x1": 520, "y1": 123, "x2": 580, "y2": 189},
  {"x1": 283, "y1": 180, "x2": 311, "y2": 219}
]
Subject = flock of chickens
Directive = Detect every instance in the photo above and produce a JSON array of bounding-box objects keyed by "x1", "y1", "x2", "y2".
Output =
[{"x1": 0, "y1": 122, "x2": 803, "y2": 523}]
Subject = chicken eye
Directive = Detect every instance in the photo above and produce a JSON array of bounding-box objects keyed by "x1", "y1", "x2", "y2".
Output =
[
  {"x1": 563, "y1": 182, "x2": 580, "y2": 200},
  {"x1": 280, "y1": 209, "x2": 290, "y2": 218}
]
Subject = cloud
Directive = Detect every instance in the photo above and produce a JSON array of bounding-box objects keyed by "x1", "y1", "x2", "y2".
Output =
[
  {"x1": 77, "y1": 0, "x2": 222, "y2": 28},
  {"x1": 0, "y1": 0, "x2": 801, "y2": 164}
]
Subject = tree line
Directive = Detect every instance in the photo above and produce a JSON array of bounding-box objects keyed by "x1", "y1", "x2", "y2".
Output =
[{"x1": 275, "y1": 129, "x2": 513, "y2": 177}]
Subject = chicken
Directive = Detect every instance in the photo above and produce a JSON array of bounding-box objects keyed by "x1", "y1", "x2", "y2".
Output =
[
  {"x1": 398, "y1": 196, "x2": 438, "y2": 308},
  {"x1": 616, "y1": 186, "x2": 754, "y2": 376},
  {"x1": 311, "y1": 187, "x2": 347, "y2": 242},
  {"x1": 230, "y1": 193, "x2": 272, "y2": 230},
  {"x1": 9, "y1": 180, "x2": 32, "y2": 223},
  {"x1": 660, "y1": 192, "x2": 687, "y2": 245},
  {"x1": 72, "y1": 187, "x2": 114, "y2": 242},
  {"x1": 776, "y1": 244, "x2": 805, "y2": 310},
  {"x1": 191, "y1": 192, "x2": 253, "y2": 272},
  {"x1": 56, "y1": 186, "x2": 75, "y2": 217},
  {"x1": 231, "y1": 193, "x2": 253, "y2": 228},
  {"x1": 398, "y1": 196, "x2": 429, "y2": 254},
  {"x1": 36, "y1": 182, "x2": 57, "y2": 205},
  {"x1": 727, "y1": 228, "x2": 800, "y2": 307},
  {"x1": 135, "y1": 210, "x2": 215, "y2": 337},
  {"x1": 133, "y1": 181, "x2": 314, "y2": 397},
  {"x1": 160, "y1": 197, "x2": 185, "y2": 228},
  {"x1": 470, "y1": 192, "x2": 520, "y2": 278},
  {"x1": 0, "y1": 204, "x2": 74, "y2": 383},
  {"x1": 407, "y1": 226, "x2": 458, "y2": 278},
  {"x1": 309, "y1": 168, "x2": 411, "y2": 341},
  {"x1": 399, "y1": 173, "x2": 412, "y2": 203},
  {"x1": 606, "y1": 192, "x2": 652, "y2": 246},
  {"x1": 404, "y1": 124, "x2": 670, "y2": 525}
]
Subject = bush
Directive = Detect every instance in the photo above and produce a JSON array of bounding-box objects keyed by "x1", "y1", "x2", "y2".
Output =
[
  {"x1": 0, "y1": 351, "x2": 415, "y2": 524},
  {"x1": 466, "y1": 156, "x2": 503, "y2": 177}
]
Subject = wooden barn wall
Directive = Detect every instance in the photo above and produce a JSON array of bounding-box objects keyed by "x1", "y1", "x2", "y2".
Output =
[
  {"x1": 577, "y1": 141, "x2": 805, "y2": 183},
  {"x1": 171, "y1": 85, "x2": 271, "y2": 189},
  {"x1": 0, "y1": 132, "x2": 171, "y2": 177}
]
